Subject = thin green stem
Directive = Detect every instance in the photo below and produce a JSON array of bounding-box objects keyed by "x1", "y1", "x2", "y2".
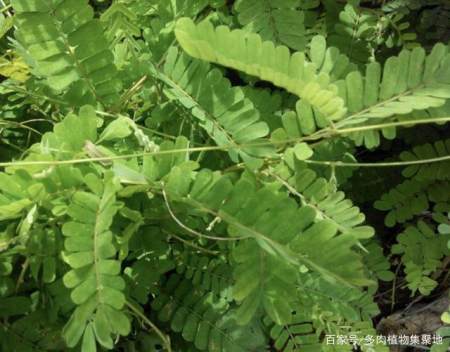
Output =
[
  {"x1": 3, "y1": 83, "x2": 68, "y2": 106},
  {"x1": 0, "y1": 145, "x2": 228, "y2": 168},
  {"x1": 166, "y1": 232, "x2": 219, "y2": 255},
  {"x1": 162, "y1": 186, "x2": 248, "y2": 241},
  {"x1": 1, "y1": 117, "x2": 450, "y2": 168},
  {"x1": 125, "y1": 301, "x2": 172, "y2": 352},
  {"x1": 335, "y1": 116, "x2": 450, "y2": 134},
  {"x1": 0, "y1": 139, "x2": 25, "y2": 153},
  {"x1": 304, "y1": 154, "x2": 450, "y2": 168},
  {"x1": 95, "y1": 110, "x2": 178, "y2": 141},
  {"x1": 0, "y1": 120, "x2": 43, "y2": 136},
  {"x1": 115, "y1": 75, "x2": 148, "y2": 112}
]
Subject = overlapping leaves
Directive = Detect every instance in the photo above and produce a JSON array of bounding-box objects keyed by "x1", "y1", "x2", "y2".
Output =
[
  {"x1": 11, "y1": 0, "x2": 122, "y2": 107},
  {"x1": 62, "y1": 173, "x2": 130, "y2": 351},
  {"x1": 174, "y1": 18, "x2": 347, "y2": 120}
]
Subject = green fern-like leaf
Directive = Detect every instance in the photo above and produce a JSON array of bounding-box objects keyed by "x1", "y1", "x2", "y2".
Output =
[
  {"x1": 61, "y1": 173, "x2": 130, "y2": 350},
  {"x1": 276, "y1": 34, "x2": 357, "y2": 138},
  {"x1": 234, "y1": 0, "x2": 307, "y2": 50},
  {"x1": 375, "y1": 170, "x2": 450, "y2": 227},
  {"x1": 374, "y1": 179, "x2": 433, "y2": 227},
  {"x1": 174, "y1": 18, "x2": 347, "y2": 120},
  {"x1": 11, "y1": 0, "x2": 122, "y2": 107},
  {"x1": 298, "y1": 273, "x2": 380, "y2": 323},
  {"x1": 0, "y1": 310, "x2": 66, "y2": 352},
  {"x1": 308, "y1": 35, "x2": 357, "y2": 82},
  {"x1": 175, "y1": 252, "x2": 233, "y2": 300},
  {"x1": 363, "y1": 241, "x2": 395, "y2": 282},
  {"x1": 151, "y1": 274, "x2": 267, "y2": 351},
  {"x1": 339, "y1": 43, "x2": 450, "y2": 148},
  {"x1": 400, "y1": 138, "x2": 450, "y2": 180},
  {"x1": 153, "y1": 47, "x2": 273, "y2": 163},
  {"x1": 264, "y1": 311, "x2": 322, "y2": 352},
  {"x1": 327, "y1": 3, "x2": 377, "y2": 64},
  {"x1": 391, "y1": 221, "x2": 449, "y2": 295},
  {"x1": 273, "y1": 39, "x2": 450, "y2": 147},
  {"x1": 100, "y1": 2, "x2": 141, "y2": 45},
  {"x1": 163, "y1": 168, "x2": 373, "y2": 325},
  {"x1": 273, "y1": 157, "x2": 374, "y2": 240}
]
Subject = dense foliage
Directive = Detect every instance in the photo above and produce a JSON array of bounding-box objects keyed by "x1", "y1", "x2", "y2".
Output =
[{"x1": 0, "y1": 0, "x2": 450, "y2": 351}]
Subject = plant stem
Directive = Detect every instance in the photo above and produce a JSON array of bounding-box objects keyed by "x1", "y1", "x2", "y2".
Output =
[
  {"x1": 304, "y1": 154, "x2": 450, "y2": 168},
  {"x1": 166, "y1": 231, "x2": 220, "y2": 255},
  {"x1": 125, "y1": 300, "x2": 172, "y2": 352},
  {"x1": 162, "y1": 186, "x2": 247, "y2": 241},
  {"x1": 1, "y1": 117, "x2": 450, "y2": 169}
]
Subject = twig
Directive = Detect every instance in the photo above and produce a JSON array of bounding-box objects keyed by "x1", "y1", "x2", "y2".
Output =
[
  {"x1": 391, "y1": 262, "x2": 402, "y2": 312},
  {"x1": 162, "y1": 187, "x2": 247, "y2": 241},
  {"x1": 0, "y1": 120, "x2": 43, "y2": 136},
  {"x1": 433, "y1": 256, "x2": 450, "y2": 281},
  {"x1": 2, "y1": 117, "x2": 450, "y2": 168},
  {"x1": 401, "y1": 295, "x2": 425, "y2": 315},
  {"x1": 374, "y1": 278, "x2": 406, "y2": 298},
  {"x1": 125, "y1": 301, "x2": 172, "y2": 352},
  {"x1": 116, "y1": 75, "x2": 148, "y2": 110},
  {"x1": 15, "y1": 258, "x2": 29, "y2": 293},
  {"x1": 304, "y1": 154, "x2": 450, "y2": 168},
  {"x1": 165, "y1": 231, "x2": 219, "y2": 255}
]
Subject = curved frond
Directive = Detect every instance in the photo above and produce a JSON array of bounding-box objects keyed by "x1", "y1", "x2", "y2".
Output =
[
  {"x1": 264, "y1": 312, "x2": 322, "y2": 352},
  {"x1": 392, "y1": 221, "x2": 449, "y2": 295},
  {"x1": 400, "y1": 139, "x2": 450, "y2": 180},
  {"x1": 274, "y1": 157, "x2": 374, "y2": 240},
  {"x1": 153, "y1": 47, "x2": 273, "y2": 163},
  {"x1": 339, "y1": 44, "x2": 450, "y2": 148},
  {"x1": 174, "y1": 18, "x2": 347, "y2": 120},
  {"x1": 61, "y1": 174, "x2": 130, "y2": 350},
  {"x1": 176, "y1": 252, "x2": 233, "y2": 300},
  {"x1": 328, "y1": 3, "x2": 377, "y2": 64},
  {"x1": 277, "y1": 40, "x2": 450, "y2": 148},
  {"x1": 242, "y1": 87, "x2": 283, "y2": 131},
  {"x1": 363, "y1": 242, "x2": 395, "y2": 282},
  {"x1": 298, "y1": 273, "x2": 380, "y2": 322},
  {"x1": 374, "y1": 179, "x2": 450, "y2": 227},
  {"x1": 11, "y1": 0, "x2": 122, "y2": 107},
  {"x1": 164, "y1": 167, "x2": 372, "y2": 324},
  {"x1": 151, "y1": 274, "x2": 267, "y2": 352}
]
